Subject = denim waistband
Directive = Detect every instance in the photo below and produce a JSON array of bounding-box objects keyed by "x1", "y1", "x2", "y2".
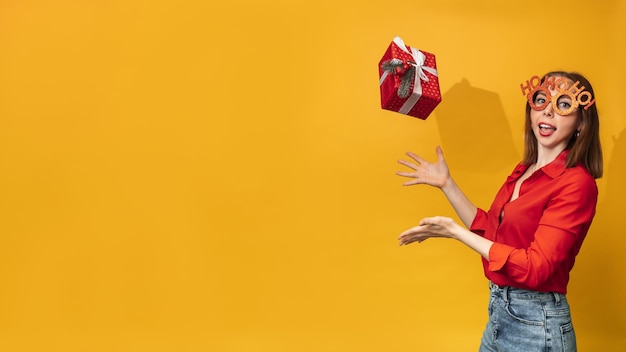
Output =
[{"x1": 489, "y1": 281, "x2": 565, "y2": 304}]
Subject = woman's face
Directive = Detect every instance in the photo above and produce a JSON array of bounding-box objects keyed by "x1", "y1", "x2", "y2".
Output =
[{"x1": 529, "y1": 78, "x2": 581, "y2": 151}]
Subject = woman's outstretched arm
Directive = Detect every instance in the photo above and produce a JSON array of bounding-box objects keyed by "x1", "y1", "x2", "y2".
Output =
[{"x1": 398, "y1": 216, "x2": 493, "y2": 260}]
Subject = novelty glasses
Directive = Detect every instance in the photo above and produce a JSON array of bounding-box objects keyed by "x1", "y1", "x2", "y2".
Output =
[{"x1": 521, "y1": 75, "x2": 595, "y2": 116}]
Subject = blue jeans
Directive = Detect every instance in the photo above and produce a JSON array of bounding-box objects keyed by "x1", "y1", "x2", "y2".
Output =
[{"x1": 479, "y1": 282, "x2": 577, "y2": 352}]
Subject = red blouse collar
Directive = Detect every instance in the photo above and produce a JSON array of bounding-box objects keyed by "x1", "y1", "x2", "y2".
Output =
[{"x1": 510, "y1": 149, "x2": 569, "y2": 181}]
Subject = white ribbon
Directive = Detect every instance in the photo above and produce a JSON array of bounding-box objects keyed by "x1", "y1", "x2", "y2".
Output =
[{"x1": 380, "y1": 36, "x2": 439, "y2": 114}]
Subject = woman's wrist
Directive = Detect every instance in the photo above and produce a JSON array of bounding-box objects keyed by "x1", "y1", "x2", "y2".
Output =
[{"x1": 440, "y1": 176, "x2": 454, "y2": 193}]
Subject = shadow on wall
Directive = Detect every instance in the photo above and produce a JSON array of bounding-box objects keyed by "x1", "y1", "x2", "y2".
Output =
[
  {"x1": 434, "y1": 79, "x2": 520, "y2": 173},
  {"x1": 570, "y1": 128, "x2": 626, "y2": 347}
]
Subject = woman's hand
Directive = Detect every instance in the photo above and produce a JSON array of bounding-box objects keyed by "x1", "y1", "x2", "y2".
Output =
[
  {"x1": 398, "y1": 216, "x2": 463, "y2": 246},
  {"x1": 398, "y1": 216, "x2": 493, "y2": 260},
  {"x1": 396, "y1": 146, "x2": 450, "y2": 189}
]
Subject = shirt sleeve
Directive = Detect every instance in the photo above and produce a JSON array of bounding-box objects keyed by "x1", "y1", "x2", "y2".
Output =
[
  {"x1": 487, "y1": 170, "x2": 598, "y2": 289},
  {"x1": 469, "y1": 208, "x2": 488, "y2": 237}
]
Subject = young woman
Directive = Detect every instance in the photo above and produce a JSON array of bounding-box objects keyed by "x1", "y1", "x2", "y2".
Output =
[{"x1": 396, "y1": 71, "x2": 602, "y2": 351}]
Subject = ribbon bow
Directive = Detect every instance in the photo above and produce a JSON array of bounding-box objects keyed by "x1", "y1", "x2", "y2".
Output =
[{"x1": 379, "y1": 36, "x2": 439, "y2": 114}]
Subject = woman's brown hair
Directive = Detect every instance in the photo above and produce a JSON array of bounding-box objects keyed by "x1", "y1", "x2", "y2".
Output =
[{"x1": 522, "y1": 71, "x2": 603, "y2": 178}]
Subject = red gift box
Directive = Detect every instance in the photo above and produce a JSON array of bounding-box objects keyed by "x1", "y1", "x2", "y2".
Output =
[{"x1": 378, "y1": 37, "x2": 442, "y2": 119}]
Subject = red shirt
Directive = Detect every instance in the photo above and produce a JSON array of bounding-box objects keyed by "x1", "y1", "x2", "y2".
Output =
[{"x1": 470, "y1": 150, "x2": 597, "y2": 294}]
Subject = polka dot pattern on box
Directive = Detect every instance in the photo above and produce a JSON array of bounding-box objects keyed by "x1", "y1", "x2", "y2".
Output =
[{"x1": 378, "y1": 40, "x2": 442, "y2": 120}]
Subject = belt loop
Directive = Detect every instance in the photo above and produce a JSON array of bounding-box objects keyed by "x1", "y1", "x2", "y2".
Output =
[
  {"x1": 503, "y1": 286, "x2": 509, "y2": 303},
  {"x1": 553, "y1": 292, "x2": 561, "y2": 305}
]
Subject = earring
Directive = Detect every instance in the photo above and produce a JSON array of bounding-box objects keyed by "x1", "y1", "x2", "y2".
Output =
[{"x1": 575, "y1": 130, "x2": 580, "y2": 137}]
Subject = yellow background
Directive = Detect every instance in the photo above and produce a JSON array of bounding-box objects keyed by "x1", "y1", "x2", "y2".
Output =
[{"x1": 1, "y1": 0, "x2": 625, "y2": 351}]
